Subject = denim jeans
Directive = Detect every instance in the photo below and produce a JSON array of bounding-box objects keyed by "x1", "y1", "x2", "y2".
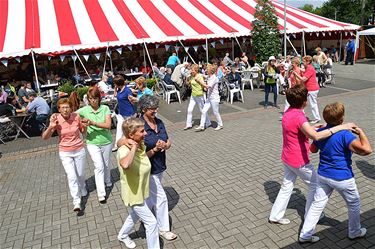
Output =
[{"x1": 264, "y1": 83, "x2": 277, "y2": 106}]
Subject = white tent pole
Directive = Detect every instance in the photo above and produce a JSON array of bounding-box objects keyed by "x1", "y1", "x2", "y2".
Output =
[
  {"x1": 231, "y1": 38, "x2": 234, "y2": 60},
  {"x1": 233, "y1": 34, "x2": 244, "y2": 53},
  {"x1": 143, "y1": 45, "x2": 146, "y2": 66},
  {"x1": 339, "y1": 32, "x2": 343, "y2": 62},
  {"x1": 73, "y1": 48, "x2": 91, "y2": 79},
  {"x1": 109, "y1": 50, "x2": 113, "y2": 72},
  {"x1": 31, "y1": 50, "x2": 40, "y2": 94},
  {"x1": 143, "y1": 41, "x2": 156, "y2": 77},
  {"x1": 354, "y1": 30, "x2": 359, "y2": 64},
  {"x1": 205, "y1": 35, "x2": 209, "y2": 63},
  {"x1": 73, "y1": 57, "x2": 77, "y2": 75},
  {"x1": 286, "y1": 36, "x2": 298, "y2": 55},
  {"x1": 283, "y1": 0, "x2": 287, "y2": 59},
  {"x1": 303, "y1": 31, "x2": 306, "y2": 56},
  {"x1": 103, "y1": 42, "x2": 109, "y2": 75},
  {"x1": 178, "y1": 39, "x2": 196, "y2": 64}
]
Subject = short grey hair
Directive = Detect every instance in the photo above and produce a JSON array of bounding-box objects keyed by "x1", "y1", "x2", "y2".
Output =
[{"x1": 138, "y1": 94, "x2": 159, "y2": 113}]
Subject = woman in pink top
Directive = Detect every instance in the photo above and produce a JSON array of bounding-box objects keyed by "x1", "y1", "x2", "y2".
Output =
[
  {"x1": 42, "y1": 98, "x2": 87, "y2": 212},
  {"x1": 268, "y1": 84, "x2": 356, "y2": 229},
  {"x1": 293, "y1": 55, "x2": 321, "y2": 124}
]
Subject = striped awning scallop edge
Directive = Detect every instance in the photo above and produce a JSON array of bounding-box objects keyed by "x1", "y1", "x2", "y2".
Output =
[{"x1": 0, "y1": 0, "x2": 360, "y2": 58}]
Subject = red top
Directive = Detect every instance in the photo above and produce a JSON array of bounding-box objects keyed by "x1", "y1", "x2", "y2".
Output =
[
  {"x1": 56, "y1": 113, "x2": 84, "y2": 152},
  {"x1": 303, "y1": 64, "x2": 320, "y2": 91},
  {"x1": 281, "y1": 108, "x2": 310, "y2": 168}
]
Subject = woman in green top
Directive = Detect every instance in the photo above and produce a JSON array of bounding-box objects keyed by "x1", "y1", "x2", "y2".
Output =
[
  {"x1": 117, "y1": 117, "x2": 159, "y2": 249},
  {"x1": 183, "y1": 64, "x2": 211, "y2": 130},
  {"x1": 263, "y1": 56, "x2": 280, "y2": 109},
  {"x1": 78, "y1": 87, "x2": 112, "y2": 203}
]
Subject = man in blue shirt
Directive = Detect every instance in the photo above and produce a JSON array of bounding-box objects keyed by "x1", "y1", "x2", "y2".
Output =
[
  {"x1": 299, "y1": 102, "x2": 372, "y2": 243},
  {"x1": 345, "y1": 38, "x2": 355, "y2": 65},
  {"x1": 166, "y1": 53, "x2": 180, "y2": 71},
  {"x1": 26, "y1": 91, "x2": 50, "y2": 133}
]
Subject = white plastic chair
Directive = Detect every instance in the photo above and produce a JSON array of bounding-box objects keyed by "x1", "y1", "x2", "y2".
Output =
[
  {"x1": 241, "y1": 70, "x2": 254, "y2": 91},
  {"x1": 161, "y1": 81, "x2": 181, "y2": 104},
  {"x1": 249, "y1": 66, "x2": 262, "y2": 88},
  {"x1": 227, "y1": 81, "x2": 244, "y2": 104}
]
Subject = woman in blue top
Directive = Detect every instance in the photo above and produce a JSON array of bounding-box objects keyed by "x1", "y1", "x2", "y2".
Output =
[
  {"x1": 118, "y1": 95, "x2": 178, "y2": 241},
  {"x1": 299, "y1": 102, "x2": 372, "y2": 243},
  {"x1": 113, "y1": 75, "x2": 135, "y2": 151}
]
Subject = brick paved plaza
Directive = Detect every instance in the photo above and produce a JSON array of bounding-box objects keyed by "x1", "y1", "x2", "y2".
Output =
[{"x1": 0, "y1": 63, "x2": 374, "y2": 248}]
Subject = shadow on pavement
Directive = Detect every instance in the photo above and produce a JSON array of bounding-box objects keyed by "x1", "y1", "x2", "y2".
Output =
[
  {"x1": 280, "y1": 209, "x2": 375, "y2": 249},
  {"x1": 356, "y1": 160, "x2": 375, "y2": 180}
]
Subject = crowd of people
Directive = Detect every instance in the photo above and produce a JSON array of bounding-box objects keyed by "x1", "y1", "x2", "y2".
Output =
[{"x1": 1, "y1": 38, "x2": 371, "y2": 248}]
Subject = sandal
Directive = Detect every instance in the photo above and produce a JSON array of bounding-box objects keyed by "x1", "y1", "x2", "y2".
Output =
[{"x1": 160, "y1": 231, "x2": 177, "y2": 241}]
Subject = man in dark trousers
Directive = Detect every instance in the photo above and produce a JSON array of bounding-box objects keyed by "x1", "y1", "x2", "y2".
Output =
[{"x1": 345, "y1": 38, "x2": 355, "y2": 65}]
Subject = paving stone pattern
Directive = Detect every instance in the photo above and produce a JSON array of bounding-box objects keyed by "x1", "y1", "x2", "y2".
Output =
[{"x1": 0, "y1": 72, "x2": 374, "y2": 248}]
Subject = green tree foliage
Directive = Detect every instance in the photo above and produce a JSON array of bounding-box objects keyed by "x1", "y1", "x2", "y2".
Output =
[
  {"x1": 300, "y1": 0, "x2": 375, "y2": 25},
  {"x1": 251, "y1": 0, "x2": 281, "y2": 63},
  {"x1": 300, "y1": 4, "x2": 321, "y2": 16}
]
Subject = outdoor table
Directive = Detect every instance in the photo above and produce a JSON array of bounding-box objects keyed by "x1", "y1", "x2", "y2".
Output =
[
  {"x1": 124, "y1": 72, "x2": 143, "y2": 81},
  {"x1": 8, "y1": 113, "x2": 32, "y2": 140}
]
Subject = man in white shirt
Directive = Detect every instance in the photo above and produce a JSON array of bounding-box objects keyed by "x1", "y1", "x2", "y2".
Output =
[{"x1": 97, "y1": 74, "x2": 111, "y2": 94}]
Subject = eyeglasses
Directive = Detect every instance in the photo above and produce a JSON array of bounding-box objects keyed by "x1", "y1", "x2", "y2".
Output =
[
  {"x1": 148, "y1": 107, "x2": 158, "y2": 111},
  {"x1": 59, "y1": 106, "x2": 71, "y2": 109}
]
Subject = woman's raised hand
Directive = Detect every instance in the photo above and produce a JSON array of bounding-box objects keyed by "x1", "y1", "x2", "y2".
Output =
[{"x1": 49, "y1": 114, "x2": 58, "y2": 128}]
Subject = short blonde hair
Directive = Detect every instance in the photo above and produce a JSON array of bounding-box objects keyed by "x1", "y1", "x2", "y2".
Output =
[
  {"x1": 57, "y1": 98, "x2": 72, "y2": 109},
  {"x1": 291, "y1": 57, "x2": 300, "y2": 65},
  {"x1": 206, "y1": 64, "x2": 217, "y2": 74},
  {"x1": 323, "y1": 102, "x2": 345, "y2": 126},
  {"x1": 303, "y1": 55, "x2": 313, "y2": 64},
  {"x1": 191, "y1": 64, "x2": 199, "y2": 72},
  {"x1": 135, "y1": 76, "x2": 146, "y2": 88},
  {"x1": 122, "y1": 117, "x2": 145, "y2": 138}
]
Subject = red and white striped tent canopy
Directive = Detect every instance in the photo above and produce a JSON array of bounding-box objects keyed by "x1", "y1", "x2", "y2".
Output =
[{"x1": 0, "y1": 0, "x2": 359, "y2": 59}]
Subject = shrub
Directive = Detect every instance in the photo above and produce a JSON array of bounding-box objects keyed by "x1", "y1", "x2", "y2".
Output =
[
  {"x1": 146, "y1": 78, "x2": 157, "y2": 89},
  {"x1": 57, "y1": 81, "x2": 74, "y2": 95},
  {"x1": 76, "y1": 86, "x2": 89, "y2": 100}
]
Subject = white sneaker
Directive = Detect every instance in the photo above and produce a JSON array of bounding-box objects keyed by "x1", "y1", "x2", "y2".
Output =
[
  {"x1": 195, "y1": 126, "x2": 205, "y2": 132},
  {"x1": 299, "y1": 235, "x2": 320, "y2": 243},
  {"x1": 118, "y1": 236, "x2": 136, "y2": 248},
  {"x1": 268, "y1": 218, "x2": 290, "y2": 225},
  {"x1": 214, "y1": 126, "x2": 223, "y2": 131},
  {"x1": 348, "y1": 228, "x2": 367, "y2": 240},
  {"x1": 105, "y1": 182, "x2": 113, "y2": 188},
  {"x1": 73, "y1": 203, "x2": 81, "y2": 212},
  {"x1": 112, "y1": 146, "x2": 118, "y2": 152}
]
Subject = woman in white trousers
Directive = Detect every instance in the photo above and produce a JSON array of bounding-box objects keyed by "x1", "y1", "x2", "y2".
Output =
[
  {"x1": 196, "y1": 64, "x2": 223, "y2": 131},
  {"x1": 118, "y1": 95, "x2": 178, "y2": 242},
  {"x1": 78, "y1": 87, "x2": 113, "y2": 203},
  {"x1": 42, "y1": 98, "x2": 87, "y2": 212},
  {"x1": 184, "y1": 64, "x2": 210, "y2": 130}
]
